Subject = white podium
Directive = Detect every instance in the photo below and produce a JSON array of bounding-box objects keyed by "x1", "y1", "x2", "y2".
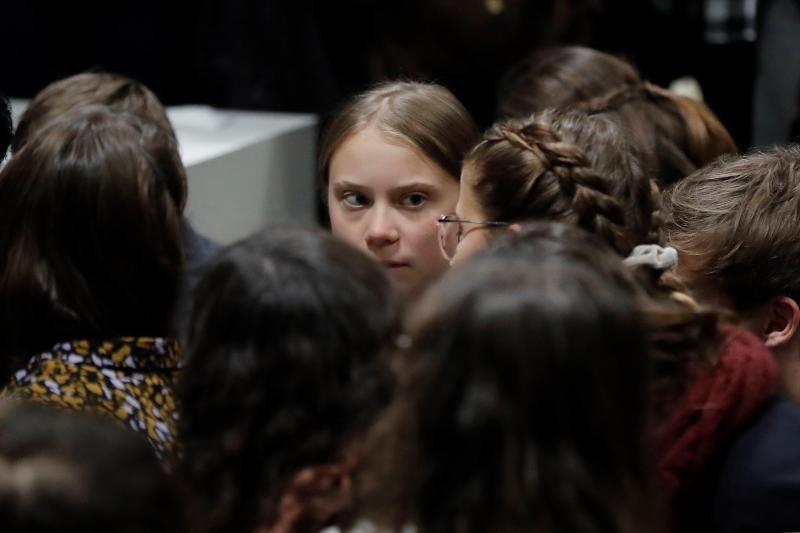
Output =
[{"x1": 9, "y1": 100, "x2": 319, "y2": 244}]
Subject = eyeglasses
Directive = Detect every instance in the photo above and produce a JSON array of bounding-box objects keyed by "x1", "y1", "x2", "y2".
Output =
[{"x1": 436, "y1": 213, "x2": 509, "y2": 261}]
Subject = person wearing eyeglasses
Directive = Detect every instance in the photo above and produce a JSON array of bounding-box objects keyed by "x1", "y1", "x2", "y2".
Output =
[
  {"x1": 437, "y1": 107, "x2": 658, "y2": 265},
  {"x1": 319, "y1": 81, "x2": 479, "y2": 295}
]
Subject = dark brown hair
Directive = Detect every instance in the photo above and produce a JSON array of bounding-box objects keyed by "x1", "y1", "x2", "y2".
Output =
[
  {"x1": 0, "y1": 106, "x2": 184, "y2": 379},
  {"x1": 498, "y1": 46, "x2": 737, "y2": 187},
  {"x1": 663, "y1": 146, "x2": 800, "y2": 311},
  {"x1": 0, "y1": 402, "x2": 188, "y2": 533},
  {"x1": 481, "y1": 222, "x2": 720, "y2": 417},
  {"x1": 466, "y1": 108, "x2": 660, "y2": 255},
  {"x1": 12, "y1": 72, "x2": 186, "y2": 211},
  {"x1": 180, "y1": 228, "x2": 397, "y2": 533},
  {"x1": 319, "y1": 81, "x2": 479, "y2": 194},
  {"x1": 577, "y1": 82, "x2": 737, "y2": 186},
  {"x1": 358, "y1": 246, "x2": 656, "y2": 533},
  {"x1": 498, "y1": 46, "x2": 640, "y2": 118}
]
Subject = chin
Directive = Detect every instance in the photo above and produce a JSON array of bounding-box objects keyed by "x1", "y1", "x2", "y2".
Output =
[
  {"x1": 388, "y1": 272, "x2": 416, "y2": 294},
  {"x1": 389, "y1": 270, "x2": 441, "y2": 301}
]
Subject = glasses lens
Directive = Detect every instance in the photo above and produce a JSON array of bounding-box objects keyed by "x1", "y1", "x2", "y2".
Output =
[{"x1": 438, "y1": 215, "x2": 460, "y2": 260}]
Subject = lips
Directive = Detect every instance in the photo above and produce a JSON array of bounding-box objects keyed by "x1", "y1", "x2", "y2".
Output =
[{"x1": 381, "y1": 260, "x2": 411, "y2": 269}]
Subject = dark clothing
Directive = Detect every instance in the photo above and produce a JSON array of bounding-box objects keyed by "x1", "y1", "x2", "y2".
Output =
[
  {"x1": 710, "y1": 395, "x2": 800, "y2": 533},
  {"x1": 655, "y1": 325, "x2": 778, "y2": 532},
  {"x1": 177, "y1": 223, "x2": 220, "y2": 343},
  {"x1": 752, "y1": 0, "x2": 800, "y2": 146}
]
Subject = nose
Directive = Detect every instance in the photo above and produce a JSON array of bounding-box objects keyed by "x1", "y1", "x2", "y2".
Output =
[{"x1": 365, "y1": 207, "x2": 400, "y2": 250}]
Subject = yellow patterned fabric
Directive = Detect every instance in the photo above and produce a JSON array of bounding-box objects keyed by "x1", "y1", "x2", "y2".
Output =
[{"x1": 1, "y1": 337, "x2": 180, "y2": 457}]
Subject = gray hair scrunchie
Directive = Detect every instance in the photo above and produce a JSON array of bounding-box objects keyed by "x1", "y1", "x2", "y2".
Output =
[{"x1": 623, "y1": 244, "x2": 679, "y2": 272}]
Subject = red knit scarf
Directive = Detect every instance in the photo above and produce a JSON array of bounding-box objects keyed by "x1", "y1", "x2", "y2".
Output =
[{"x1": 655, "y1": 324, "x2": 778, "y2": 525}]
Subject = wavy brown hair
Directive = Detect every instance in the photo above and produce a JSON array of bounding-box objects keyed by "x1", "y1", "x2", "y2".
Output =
[
  {"x1": 497, "y1": 46, "x2": 737, "y2": 187},
  {"x1": 0, "y1": 106, "x2": 184, "y2": 381},
  {"x1": 498, "y1": 46, "x2": 640, "y2": 118},
  {"x1": 576, "y1": 82, "x2": 737, "y2": 186},
  {"x1": 663, "y1": 146, "x2": 800, "y2": 311}
]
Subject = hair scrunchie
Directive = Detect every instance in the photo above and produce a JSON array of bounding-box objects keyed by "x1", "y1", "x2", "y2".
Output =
[{"x1": 624, "y1": 244, "x2": 679, "y2": 272}]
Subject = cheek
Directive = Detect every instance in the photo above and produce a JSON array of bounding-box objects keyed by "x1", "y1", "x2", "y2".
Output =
[
  {"x1": 450, "y1": 231, "x2": 489, "y2": 267},
  {"x1": 401, "y1": 216, "x2": 450, "y2": 275},
  {"x1": 404, "y1": 183, "x2": 459, "y2": 276}
]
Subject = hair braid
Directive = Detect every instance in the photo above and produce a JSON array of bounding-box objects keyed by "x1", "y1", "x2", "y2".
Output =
[
  {"x1": 471, "y1": 115, "x2": 635, "y2": 255},
  {"x1": 577, "y1": 81, "x2": 738, "y2": 180},
  {"x1": 576, "y1": 81, "x2": 668, "y2": 115}
]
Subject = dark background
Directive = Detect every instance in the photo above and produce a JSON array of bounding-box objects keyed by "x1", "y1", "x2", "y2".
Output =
[{"x1": 0, "y1": 0, "x2": 757, "y2": 147}]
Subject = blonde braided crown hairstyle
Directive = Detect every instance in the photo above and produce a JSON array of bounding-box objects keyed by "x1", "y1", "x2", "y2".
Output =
[{"x1": 466, "y1": 109, "x2": 637, "y2": 255}]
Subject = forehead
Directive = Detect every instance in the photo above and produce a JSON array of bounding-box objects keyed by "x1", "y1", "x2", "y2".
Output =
[{"x1": 329, "y1": 125, "x2": 454, "y2": 190}]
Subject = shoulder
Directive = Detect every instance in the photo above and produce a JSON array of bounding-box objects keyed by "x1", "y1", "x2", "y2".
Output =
[
  {"x1": 711, "y1": 396, "x2": 800, "y2": 532},
  {"x1": 181, "y1": 222, "x2": 221, "y2": 272}
]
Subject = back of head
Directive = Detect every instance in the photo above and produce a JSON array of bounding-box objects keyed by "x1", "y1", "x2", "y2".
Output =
[
  {"x1": 12, "y1": 73, "x2": 185, "y2": 211},
  {"x1": 482, "y1": 221, "x2": 644, "y2": 295},
  {"x1": 466, "y1": 108, "x2": 659, "y2": 255},
  {"x1": 361, "y1": 248, "x2": 652, "y2": 533},
  {"x1": 497, "y1": 46, "x2": 641, "y2": 119},
  {"x1": 0, "y1": 106, "x2": 184, "y2": 376},
  {"x1": 481, "y1": 221, "x2": 720, "y2": 416},
  {"x1": 663, "y1": 146, "x2": 800, "y2": 311},
  {"x1": 0, "y1": 93, "x2": 11, "y2": 161},
  {"x1": 0, "y1": 402, "x2": 187, "y2": 533},
  {"x1": 180, "y1": 228, "x2": 398, "y2": 533},
  {"x1": 577, "y1": 83, "x2": 737, "y2": 187},
  {"x1": 319, "y1": 80, "x2": 479, "y2": 191},
  {"x1": 496, "y1": 45, "x2": 737, "y2": 187}
]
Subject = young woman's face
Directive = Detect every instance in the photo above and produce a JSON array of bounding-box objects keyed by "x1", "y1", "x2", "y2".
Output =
[{"x1": 328, "y1": 125, "x2": 459, "y2": 293}]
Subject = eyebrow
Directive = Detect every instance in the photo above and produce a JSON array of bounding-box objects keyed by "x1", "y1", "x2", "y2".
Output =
[
  {"x1": 392, "y1": 181, "x2": 439, "y2": 194},
  {"x1": 331, "y1": 180, "x2": 368, "y2": 191},
  {"x1": 331, "y1": 179, "x2": 439, "y2": 192}
]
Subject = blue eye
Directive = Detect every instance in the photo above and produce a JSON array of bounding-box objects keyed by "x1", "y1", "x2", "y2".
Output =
[
  {"x1": 342, "y1": 192, "x2": 369, "y2": 208},
  {"x1": 401, "y1": 193, "x2": 427, "y2": 208}
]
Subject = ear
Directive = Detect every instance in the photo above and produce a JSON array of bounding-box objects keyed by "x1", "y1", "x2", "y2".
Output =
[{"x1": 762, "y1": 296, "x2": 800, "y2": 349}]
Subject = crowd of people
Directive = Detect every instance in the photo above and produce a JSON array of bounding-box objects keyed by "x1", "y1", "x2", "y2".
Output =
[{"x1": 0, "y1": 45, "x2": 798, "y2": 533}]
